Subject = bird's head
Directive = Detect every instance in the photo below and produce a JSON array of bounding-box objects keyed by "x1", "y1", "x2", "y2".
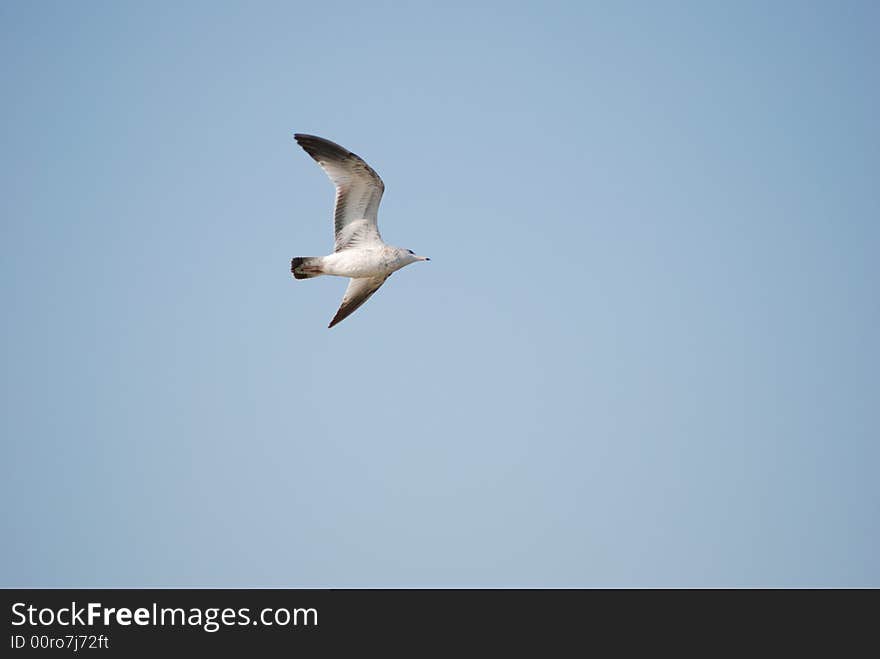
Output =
[{"x1": 400, "y1": 247, "x2": 430, "y2": 264}]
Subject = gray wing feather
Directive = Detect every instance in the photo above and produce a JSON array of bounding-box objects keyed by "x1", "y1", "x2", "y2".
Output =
[
  {"x1": 328, "y1": 276, "x2": 389, "y2": 328},
  {"x1": 294, "y1": 134, "x2": 385, "y2": 252}
]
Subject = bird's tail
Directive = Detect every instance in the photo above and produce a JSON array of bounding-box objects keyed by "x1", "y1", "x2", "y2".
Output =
[{"x1": 291, "y1": 257, "x2": 325, "y2": 279}]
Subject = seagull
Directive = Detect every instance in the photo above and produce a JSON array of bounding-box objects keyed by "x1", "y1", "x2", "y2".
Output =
[{"x1": 290, "y1": 134, "x2": 430, "y2": 328}]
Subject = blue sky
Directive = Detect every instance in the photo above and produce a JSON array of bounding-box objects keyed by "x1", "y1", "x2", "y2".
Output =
[{"x1": 2, "y1": 1, "x2": 878, "y2": 586}]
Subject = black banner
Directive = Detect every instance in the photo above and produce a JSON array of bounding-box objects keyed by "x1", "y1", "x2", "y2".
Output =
[{"x1": 1, "y1": 589, "x2": 872, "y2": 653}]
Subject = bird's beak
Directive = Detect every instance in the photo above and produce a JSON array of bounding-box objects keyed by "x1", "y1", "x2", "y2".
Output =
[{"x1": 417, "y1": 256, "x2": 431, "y2": 262}]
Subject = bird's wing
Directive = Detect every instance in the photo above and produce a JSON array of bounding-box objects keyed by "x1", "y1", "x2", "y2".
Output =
[
  {"x1": 294, "y1": 134, "x2": 385, "y2": 252},
  {"x1": 328, "y1": 275, "x2": 389, "y2": 328}
]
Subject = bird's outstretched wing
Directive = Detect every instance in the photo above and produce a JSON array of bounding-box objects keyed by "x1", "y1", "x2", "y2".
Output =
[
  {"x1": 328, "y1": 275, "x2": 389, "y2": 328},
  {"x1": 294, "y1": 134, "x2": 385, "y2": 252}
]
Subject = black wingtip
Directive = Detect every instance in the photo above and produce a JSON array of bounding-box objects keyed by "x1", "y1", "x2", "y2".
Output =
[
  {"x1": 293, "y1": 133, "x2": 355, "y2": 160},
  {"x1": 327, "y1": 307, "x2": 349, "y2": 329},
  {"x1": 293, "y1": 133, "x2": 316, "y2": 149}
]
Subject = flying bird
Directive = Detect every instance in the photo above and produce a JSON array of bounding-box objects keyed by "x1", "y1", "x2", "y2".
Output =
[{"x1": 290, "y1": 134, "x2": 430, "y2": 328}]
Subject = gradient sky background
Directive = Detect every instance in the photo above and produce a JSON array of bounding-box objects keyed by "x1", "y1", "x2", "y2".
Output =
[{"x1": 2, "y1": 1, "x2": 878, "y2": 587}]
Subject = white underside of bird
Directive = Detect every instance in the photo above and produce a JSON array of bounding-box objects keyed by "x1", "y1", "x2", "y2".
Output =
[{"x1": 290, "y1": 134, "x2": 429, "y2": 328}]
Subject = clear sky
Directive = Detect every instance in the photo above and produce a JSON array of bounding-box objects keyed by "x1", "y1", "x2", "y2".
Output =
[{"x1": 2, "y1": 1, "x2": 878, "y2": 586}]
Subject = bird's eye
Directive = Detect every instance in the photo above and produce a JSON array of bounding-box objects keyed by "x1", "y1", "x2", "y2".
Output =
[{"x1": 407, "y1": 249, "x2": 414, "y2": 254}]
